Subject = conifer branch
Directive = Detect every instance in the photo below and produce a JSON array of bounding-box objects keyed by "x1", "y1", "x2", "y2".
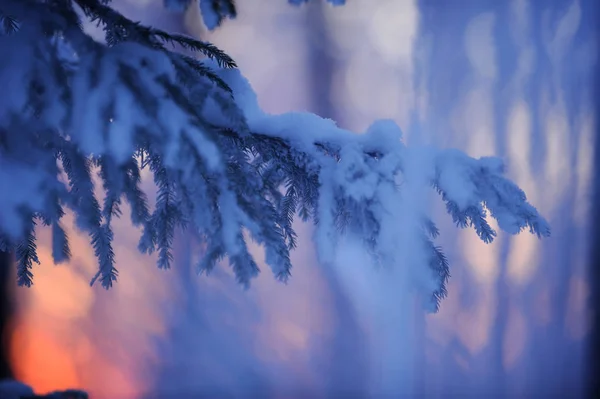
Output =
[{"x1": 0, "y1": 0, "x2": 550, "y2": 315}]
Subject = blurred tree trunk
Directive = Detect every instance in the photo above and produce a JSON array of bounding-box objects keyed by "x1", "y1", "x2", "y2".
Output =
[
  {"x1": 303, "y1": 2, "x2": 368, "y2": 396},
  {"x1": 0, "y1": 250, "x2": 14, "y2": 381},
  {"x1": 588, "y1": 82, "x2": 600, "y2": 398}
]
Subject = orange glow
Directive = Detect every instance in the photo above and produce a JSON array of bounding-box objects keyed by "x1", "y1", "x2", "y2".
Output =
[
  {"x1": 10, "y1": 208, "x2": 334, "y2": 396},
  {"x1": 9, "y1": 204, "x2": 166, "y2": 397},
  {"x1": 11, "y1": 321, "x2": 81, "y2": 393}
]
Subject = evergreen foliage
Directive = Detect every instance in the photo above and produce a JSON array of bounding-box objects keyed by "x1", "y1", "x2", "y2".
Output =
[{"x1": 0, "y1": 0, "x2": 550, "y2": 314}]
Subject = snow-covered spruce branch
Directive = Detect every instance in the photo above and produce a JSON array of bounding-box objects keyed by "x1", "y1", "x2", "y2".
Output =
[
  {"x1": 0, "y1": 0, "x2": 549, "y2": 313},
  {"x1": 205, "y1": 66, "x2": 550, "y2": 311}
]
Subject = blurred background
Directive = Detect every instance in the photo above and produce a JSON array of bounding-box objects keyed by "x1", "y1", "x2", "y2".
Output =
[{"x1": 6, "y1": 0, "x2": 597, "y2": 397}]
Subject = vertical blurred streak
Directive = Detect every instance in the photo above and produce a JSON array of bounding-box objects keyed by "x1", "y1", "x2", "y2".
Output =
[
  {"x1": 304, "y1": 2, "x2": 337, "y2": 120},
  {"x1": 535, "y1": 3, "x2": 589, "y2": 393},
  {"x1": 590, "y1": 149, "x2": 600, "y2": 395},
  {"x1": 490, "y1": 269, "x2": 509, "y2": 396},
  {"x1": 145, "y1": 4, "x2": 234, "y2": 395},
  {"x1": 485, "y1": 4, "x2": 516, "y2": 398},
  {"x1": 588, "y1": 11, "x2": 600, "y2": 395},
  {"x1": 0, "y1": 250, "x2": 14, "y2": 381},
  {"x1": 148, "y1": 10, "x2": 205, "y2": 395},
  {"x1": 461, "y1": 6, "x2": 514, "y2": 396},
  {"x1": 303, "y1": 2, "x2": 368, "y2": 395}
]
